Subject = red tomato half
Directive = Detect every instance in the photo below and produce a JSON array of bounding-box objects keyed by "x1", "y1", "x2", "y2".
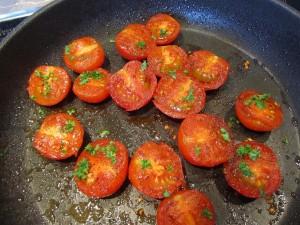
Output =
[
  {"x1": 178, "y1": 114, "x2": 234, "y2": 167},
  {"x1": 146, "y1": 13, "x2": 181, "y2": 45},
  {"x1": 109, "y1": 60, "x2": 157, "y2": 111},
  {"x1": 27, "y1": 66, "x2": 72, "y2": 106},
  {"x1": 224, "y1": 141, "x2": 281, "y2": 198},
  {"x1": 72, "y1": 68, "x2": 110, "y2": 103},
  {"x1": 147, "y1": 45, "x2": 189, "y2": 77},
  {"x1": 153, "y1": 75, "x2": 206, "y2": 119},
  {"x1": 128, "y1": 141, "x2": 185, "y2": 199},
  {"x1": 157, "y1": 190, "x2": 216, "y2": 225},
  {"x1": 33, "y1": 113, "x2": 84, "y2": 160},
  {"x1": 74, "y1": 139, "x2": 129, "y2": 198},
  {"x1": 188, "y1": 50, "x2": 229, "y2": 90},
  {"x1": 235, "y1": 90, "x2": 283, "y2": 132},
  {"x1": 63, "y1": 36, "x2": 105, "y2": 73},
  {"x1": 115, "y1": 24, "x2": 156, "y2": 60}
]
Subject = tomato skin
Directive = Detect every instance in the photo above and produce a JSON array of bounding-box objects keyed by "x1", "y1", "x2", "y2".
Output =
[
  {"x1": 153, "y1": 75, "x2": 206, "y2": 119},
  {"x1": 235, "y1": 90, "x2": 283, "y2": 132},
  {"x1": 33, "y1": 113, "x2": 84, "y2": 160},
  {"x1": 147, "y1": 45, "x2": 189, "y2": 77},
  {"x1": 146, "y1": 13, "x2": 180, "y2": 45},
  {"x1": 157, "y1": 190, "x2": 216, "y2": 225},
  {"x1": 178, "y1": 114, "x2": 234, "y2": 167},
  {"x1": 63, "y1": 36, "x2": 105, "y2": 73},
  {"x1": 115, "y1": 24, "x2": 156, "y2": 60},
  {"x1": 74, "y1": 139, "x2": 129, "y2": 198},
  {"x1": 188, "y1": 50, "x2": 229, "y2": 90},
  {"x1": 128, "y1": 141, "x2": 186, "y2": 199},
  {"x1": 72, "y1": 68, "x2": 110, "y2": 103},
  {"x1": 109, "y1": 60, "x2": 157, "y2": 111},
  {"x1": 224, "y1": 141, "x2": 281, "y2": 198},
  {"x1": 27, "y1": 66, "x2": 72, "y2": 106}
]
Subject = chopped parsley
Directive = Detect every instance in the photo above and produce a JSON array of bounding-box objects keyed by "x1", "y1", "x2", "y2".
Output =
[
  {"x1": 63, "y1": 120, "x2": 75, "y2": 133},
  {"x1": 239, "y1": 162, "x2": 253, "y2": 177},
  {"x1": 136, "y1": 41, "x2": 146, "y2": 49},
  {"x1": 244, "y1": 93, "x2": 271, "y2": 109},
  {"x1": 163, "y1": 190, "x2": 170, "y2": 198},
  {"x1": 237, "y1": 144, "x2": 260, "y2": 160},
  {"x1": 183, "y1": 87, "x2": 195, "y2": 102},
  {"x1": 30, "y1": 95, "x2": 36, "y2": 100},
  {"x1": 85, "y1": 144, "x2": 97, "y2": 155},
  {"x1": 282, "y1": 136, "x2": 289, "y2": 145},
  {"x1": 42, "y1": 81, "x2": 51, "y2": 96},
  {"x1": 202, "y1": 208, "x2": 213, "y2": 220},
  {"x1": 85, "y1": 142, "x2": 117, "y2": 164},
  {"x1": 168, "y1": 70, "x2": 177, "y2": 79},
  {"x1": 37, "y1": 107, "x2": 47, "y2": 117},
  {"x1": 66, "y1": 108, "x2": 76, "y2": 115},
  {"x1": 73, "y1": 159, "x2": 89, "y2": 180},
  {"x1": 220, "y1": 128, "x2": 231, "y2": 142},
  {"x1": 167, "y1": 164, "x2": 173, "y2": 172},
  {"x1": 227, "y1": 116, "x2": 240, "y2": 128},
  {"x1": 34, "y1": 69, "x2": 53, "y2": 96},
  {"x1": 109, "y1": 39, "x2": 115, "y2": 43},
  {"x1": 141, "y1": 60, "x2": 148, "y2": 71},
  {"x1": 79, "y1": 71, "x2": 103, "y2": 85},
  {"x1": 183, "y1": 69, "x2": 189, "y2": 75},
  {"x1": 64, "y1": 45, "x2": 70, "y2": 55},
  {"x1": 194, "y1": 147, "x2": 201, "y2": 156},
  {"x1": 159, "y1": 28, "x2": 168, "y2": 37},
  {"x1": 98, "y1": 129, "x2": 110, "y2": 138},
  {"x1": 141, "y1": 159, "x2": 151, "y2": 169},
  {"x1": 61, "y1": 147, "x2": 67, "y2": 155}
]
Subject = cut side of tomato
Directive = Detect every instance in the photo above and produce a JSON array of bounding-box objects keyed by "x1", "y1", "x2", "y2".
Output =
[
  {"x1": 115, "y1": 24, "x2": 156, "y2": 60},
  {"x1": 146, "y1": 13, "x2": 181, "y2": 45},
  {"x1": 157, "y1": 189, "x2": 216, "y2": 225},
  {"x1": 153, "y1": 75, "x2": 206, "y2": 119},
  {"x1": 235, "y1": 89, "x2": 283, "y2": 132},
  {"x1": 72, "y1": 68, "x2": 110, "y2": 103},
  {"x1": 188, "y1": 50, "x2": 229, "y2": 90},
  {"x1": 63, "y1": 36, "x2": 105, "y2": 73},
  {"x1": 224, "y1": 141, "x2": 281, "y2": 198},
  {"x1": 27, "y1": 66, "x2": 72, "y2": 106},
  {"x1": 33, "y1": 113, "x2": 84, "y2": 160},
  {"x1": 128, "y1": 141, "x2": 186, "y2": 199},
  {"x1": 109, "y1": 60, "x2": 157, "y2": 111},
  {"x1": 74, "y1": 139, "x2": 129, "y2": 198},
  {"x1": 178, "y1": 114, "x2": 234, "y2": 167}
]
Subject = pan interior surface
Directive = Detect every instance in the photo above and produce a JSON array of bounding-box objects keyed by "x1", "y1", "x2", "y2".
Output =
[{"x1": 0, "y1": 0, "x2": 300, "y2": 225}]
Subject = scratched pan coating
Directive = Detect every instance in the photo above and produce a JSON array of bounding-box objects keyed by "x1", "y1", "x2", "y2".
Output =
[{"x1": 0, "y1": 0, "x2": 300, "y2": 225}]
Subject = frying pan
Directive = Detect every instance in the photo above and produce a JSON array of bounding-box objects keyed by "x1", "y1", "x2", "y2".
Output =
[{"x1": 0, "y1": 0, "x2": 300, "y2": 224}]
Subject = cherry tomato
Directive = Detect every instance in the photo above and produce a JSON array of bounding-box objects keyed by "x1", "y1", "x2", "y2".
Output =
[
  {"x1": 74, "y1": 139, "x2": 129, "y2": 198},
  {"x1": 109, "y1": 60, "x2": 157, "y2": 111},
  {"x1": 157, "y1": 190, "x2": 216, "y2": 225},
  {"x1": 27, "y1": 66, "x2": 72, "y2": 106},
  {"x1": 147, "y1": 45, "x2": 189, "y2": 77},
  {"x1": 188, "y1": 50, "x2": 229, "y2": 90},
  {"x1": 235, "y1": 90, "x2": 283, "y2": 132},
  {"x1": 115, "y1": 24, "x2": 156, "y2": 60},
  {"x1": 63, "y1": 36, "x2": 105, "y2": 73},
  {"x1": 72, "y1": 68, "x2": 110, "y2": 103},
  {"x1": 224, "y1": 141, "x2": 281, "y2": 198},
  {"x1": 128, "y1": 141, "x2": 186, "y2": 199},
  {"x1": 146, "y1": 13, "x2": 180, "y2": 45},
  {"x1": 178, "y1": 114, "x2": 234, "y2": 167},
  {"x1": 33, "y1": 113, "x2": 84, "y2": 160},
  {"x1": 153, "y1": 75, "x2": 206, "y2": 119}
]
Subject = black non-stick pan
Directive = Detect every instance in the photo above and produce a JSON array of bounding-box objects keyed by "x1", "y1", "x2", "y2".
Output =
[{"x1": 0, "y1": 0, "x2": 300, "y2": 224}]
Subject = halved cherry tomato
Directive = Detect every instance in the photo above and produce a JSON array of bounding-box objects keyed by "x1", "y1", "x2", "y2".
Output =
[
  {"x1": 63, "y1": 36, "x2": 105, "y2": 73},
  {"x1": 188, "y1": 50, "x2": 229, "y2": 90},
  {"x1": 115, "y1": 24, "x2": 156, "y2": 60},
  {"x1": 146, "y1": 13, "x2": 180, "y2": 45},
  {"x1": 128, "y1": 141, "x2": 185, "y2": 199},
  {"x1": 74, "y1": 139, "x2": 129, "y2": 198},
  {"x1": 235, "y1": 90, "x2": 283, "y2": 132},
  {"x1": 147, "y1": 45, "x2": 189, "y2": 77},
  {"x1": 178, "y1": 114, "x2": 234, "y2": 167},
  {"x1": 109, "y1": 60, "x2": 157, "y2": 111},
  {"x1": 72, "y1": 68, "x2": 110, "y2": 103},
  {"x1": 27, "y1": 66, "x2": 72, "y2": 106},
  {"x1": 224, "y1": 141, "x2": 281, "y2": 198},
  {"x1": 153, "y1": 75, "x2": 206, "y2": 119},
  {"x1": 157, "y1": 190, "x2": 216, "y2": 225},
  {"x1": 33, "y1": 113, "x2": 84, "y2": 160}
]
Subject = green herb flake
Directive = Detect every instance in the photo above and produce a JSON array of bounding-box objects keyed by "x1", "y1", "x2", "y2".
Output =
[
  {"x1": 109, "y1": 39, "x2": 115, "y2": 43},
  {"x1": 66, "y1": 108, "x2": 76, "y2": 115},
  {"x1": 259, "y1": 187, "x2": 266, "y2": 198},
  {"x1": 159, "y1": 28, "x2": 168, "y2": 37},
  {"x1": 239, "y1": 162, "x2": 253, "y2": 177},
  {"x1": 61, "y1": 147, "x2": 67, "y2": 155},
  {"x1": 228, "y1": 116, "x2": 240, "y2": 128},
  {"x1": 85, "y1": 144, "x2": 97, "y2": 155},
  {"x1": 194, "y1": 147, "x2": 201, "y2": 156},
  {"x1": 183, "y1": 87, "x2": 195, "y2": 102},
  {"x1": 34, "y1": 70, "x2": 43, "y2": 78},
  {"x1": 183, "y1": 69, "x2": 189, "y2": 75},
  {"x1": 64, "y1": 120, "x2": 75, "y2": 133},
  {"x1": 168, "y1": 70, "x2": 177, "y2": 79},
  {"x1": 79, "y1": 71, "x2": 103, "y2": 85},
  {"x1": 64, "y1": 45, "x2": 70, "y2": 55},
  {"x1": 37, "y1": 107, "x2": 47, "y2": 117},
  {"x1": 84, "y1": 142, "x2": 117, "y2": 164},
  {"x1": 167, "y1": 164, "x2": 173, "y2": 172},
  {"x1": 73, "y1": 158, "x2": 89, "y2": 180},
  {"x1": 141, "y1": 60, "x2": 148, "y2": 71},
  {"x1": 141, "y1": 159, "x2": 151, "y2": 169},
  {"x1": 282, "y1": 136, "x2": 289, "y2": 145},
  {"x1": 30, "y1": 95, "x2": 36, "y2": 100},
  {"x1": 237, "y1": 144, "x2": 260, "y2": 160},
  {"x1": 244, "y1": 93, "x2": 271, "y2": 109},
  {"x1": 220, "y1": 128, "x2": 231, "y2": 142},
  {"x1": 136, "y1": 41, "x2": 146, "y2": 49},
  {"x1": 98, "y1": 130, "x2": 110, "y2": 138},
  {"x1": 163, "y1": 190, "x2": 170, "y2": 198},
  {"x1": 42, "y1": 81, "x2": 51, "y2": 96},
  {"x1": 249, "y1": 150, "x2": 260, "y2": 161},
  {"x1": 202, "y1": 208, "x2": 213, "y2": 220}
]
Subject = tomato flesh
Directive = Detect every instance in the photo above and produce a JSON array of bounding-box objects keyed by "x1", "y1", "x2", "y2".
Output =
[
  {"x1": 33, "y1": 113, "x2": 84, "y2": 160},
  {"x1": 128, "y1": 141, "x2": 185, "y2": 199}
]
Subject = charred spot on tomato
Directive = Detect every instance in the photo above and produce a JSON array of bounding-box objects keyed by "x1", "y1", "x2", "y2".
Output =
[
  {"x1": 244, "y1": 93, "x2": 271, "y2": 109},
  {"x1": 74, "y1": 158, "x2": 89, "y2": 180}
]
